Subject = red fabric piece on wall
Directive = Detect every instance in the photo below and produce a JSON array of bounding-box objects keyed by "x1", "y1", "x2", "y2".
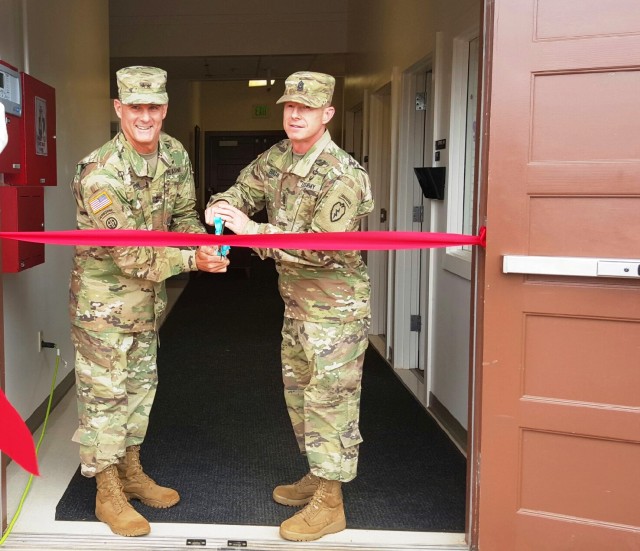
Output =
[{"x1": 0, "y1": 389, "x2": 39, "y2": 475}]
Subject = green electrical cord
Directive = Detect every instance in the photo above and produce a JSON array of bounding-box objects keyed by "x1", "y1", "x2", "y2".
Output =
[{"x1": 0, "y1": 348, "x2": 61, "y2": 546}]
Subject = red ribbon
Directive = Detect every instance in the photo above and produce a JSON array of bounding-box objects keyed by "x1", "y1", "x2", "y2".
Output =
[
  {"x1": 0, "y1": 390, "x2": 39, "y2": 475},
  {"x1": 0, "y1": 226, "x2": 485, "y2": 474},
  {"x1": 0, "y1": 227, "x2": 486, "y2": 249}
]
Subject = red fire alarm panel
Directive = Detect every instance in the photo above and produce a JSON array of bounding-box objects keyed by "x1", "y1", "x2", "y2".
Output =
[
  {"x1": 0, "y1": 186, "x2": 45, "y2": 272},
  {"x1": 4, "y1": 72, "x2": 57, "y2": 186},
  {"x1": 0, "y1": 61, "x2": 23, "y2": 176}
]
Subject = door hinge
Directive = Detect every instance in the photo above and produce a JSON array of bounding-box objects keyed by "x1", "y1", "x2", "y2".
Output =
[
  {"x1": 410, "y1": 315, "x2": 422, "y2": 332},
  {"x1": 415, "y1": 92, "x2": 426, "y2": 111},
  {"x1": 413, "y1": 205, "x2": 424, "y2": 223},
  {"x1": 380, "y1": 208, "x2": 387, "y2": 223}
]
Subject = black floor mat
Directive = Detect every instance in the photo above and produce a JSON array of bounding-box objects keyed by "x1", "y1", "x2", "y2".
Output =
[{"x1": 56, "y1": 258, "x2": 466, "y2": 532}]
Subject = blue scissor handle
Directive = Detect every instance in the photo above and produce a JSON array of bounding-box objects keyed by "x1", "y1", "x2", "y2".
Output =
[{"x1": 213, "y1": 216, "x2": 230, "y2": 257}]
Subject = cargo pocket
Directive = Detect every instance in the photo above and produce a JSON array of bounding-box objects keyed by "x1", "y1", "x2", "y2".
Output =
[
  {"x1": 71, "y1": 426, "x2": 98, "y2": 447},
  {"x1": 71, "y1": 325, "x2": 118, "y2": 369},
  {"x1": 339, "y1": 422, "x2": 364, "y2": 448}
]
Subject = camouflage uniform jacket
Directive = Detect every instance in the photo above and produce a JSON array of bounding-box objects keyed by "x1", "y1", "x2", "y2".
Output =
[
  {"x1": 210, "y1": 131, "x2": 374, "y2": 323},
  {"x1": 69, "y1": 131, "x2": 204, "y2": 333}
]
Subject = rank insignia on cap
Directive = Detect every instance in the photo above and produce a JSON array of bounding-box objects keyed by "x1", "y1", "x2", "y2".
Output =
[
  {"x1": 116, "y1": 66, "x2": 168, "y2": 105},
  {"x1": 89, "y1": 191, "x2": 113, "y2": 214},
  {"x1": 277, "y1": 71, "x2": 335, "y2": 109}
]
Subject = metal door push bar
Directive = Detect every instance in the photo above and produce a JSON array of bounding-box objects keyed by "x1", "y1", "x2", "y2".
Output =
[{"x1": 503, "y1": 256, "x2": 640, "y2": 279}]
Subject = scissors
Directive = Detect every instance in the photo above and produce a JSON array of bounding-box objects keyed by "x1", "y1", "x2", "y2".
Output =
[{"x1": 213, "y1": 216, "x2": 230, "y2": 257}]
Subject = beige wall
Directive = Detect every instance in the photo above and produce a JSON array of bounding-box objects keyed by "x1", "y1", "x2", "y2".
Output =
[
  {"x1": 345, "y1": 0, "x2": 479, "y2": 107},
  {"x1": 1, "y1": 0, "x2": 110, "y2": 420},
  {"x1": 345, "y1": 0, "x2": 436, "y2": 105},
  {"x1": 197, "y1": 80, "x2": 283, "y2": 132},
  {"x1": 196, "y1": 79, "x2": 343, "y2": 136}
]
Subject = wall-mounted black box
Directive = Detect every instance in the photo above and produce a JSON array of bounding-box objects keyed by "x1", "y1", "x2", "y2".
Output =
[{"x1": 414, "y1": 166, "x2": 446, "y2": 200}]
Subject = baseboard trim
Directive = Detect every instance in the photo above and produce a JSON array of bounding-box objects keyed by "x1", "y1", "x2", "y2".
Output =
[{"x1": 428, "y1": 392, "x2": 468, "y2": 457}]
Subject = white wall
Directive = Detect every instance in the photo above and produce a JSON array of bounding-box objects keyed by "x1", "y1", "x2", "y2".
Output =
[
  {"x1": 345, "y1": 0, "x2": 480, "y2": 428},
  {"x1": 1, "y1": 0, "x2": 110, "y2": 421}
]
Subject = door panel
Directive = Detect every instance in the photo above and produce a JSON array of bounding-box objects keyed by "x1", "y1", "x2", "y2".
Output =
[{"x1": 478, "y1": 0, "x2": 640, "y2": 548}]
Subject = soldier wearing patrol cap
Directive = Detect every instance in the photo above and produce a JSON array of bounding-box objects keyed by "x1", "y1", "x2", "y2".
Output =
[
  {"x1": 69, "y1": 66, "x2": 229, "y2": 537},
  {"x1": 205, "y1": 71, "x2": 373, "y2": 542}
]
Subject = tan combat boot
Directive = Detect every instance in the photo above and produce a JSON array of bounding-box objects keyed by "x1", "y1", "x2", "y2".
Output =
[
  {"x1": 273, "y1": 472, "x2": 320, "y2": 506},
  {"x1": 117, "y1": 445, "x2": 180, "y2": 508},
  {"x1": 279, "y1": 478, "x2": 346, "y2": 541},
  {"x1": 95, "y1": 464, "x2": 150, "y2": 537}
]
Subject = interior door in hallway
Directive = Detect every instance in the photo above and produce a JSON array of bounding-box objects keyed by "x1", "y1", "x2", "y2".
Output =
[
  {"x1": 205, "y1": 131, "x2": 286, "y2": 206},
  {"x1": 205, "y1": 131, "x2": 286, "y2": 271},
  {"x1": 477, "y1": 0, "x2": 640, "y2": 548}
]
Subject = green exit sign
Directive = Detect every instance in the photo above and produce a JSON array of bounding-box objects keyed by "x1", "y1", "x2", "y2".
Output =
[{"x1": 252, "y1": 104, "x2": 269, "y2": 118}]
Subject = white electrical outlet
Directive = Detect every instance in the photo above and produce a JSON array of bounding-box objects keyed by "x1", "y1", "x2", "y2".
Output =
[{"x1": 37, "y1": 330, "x2": 43, "y2": 353}]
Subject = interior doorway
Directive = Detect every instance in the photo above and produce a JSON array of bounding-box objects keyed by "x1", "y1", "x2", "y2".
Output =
[
  {"x1": 204, "y1": 130, "x2": 286, "y2": 273},
  {"x1": 204, "y1": 130, "x2": 286, "y2": 206},
  {"x1": 392, "y1": 60, "x2": 435, "y2": 402}
]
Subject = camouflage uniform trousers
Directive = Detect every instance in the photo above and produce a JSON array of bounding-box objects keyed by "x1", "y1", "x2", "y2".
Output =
[
  {"x1": 281, "y1": 317, "x2": 370, "y2": 483},
  {"x1": 70, "y1": 326, "x2": 158, "y2": 477}
]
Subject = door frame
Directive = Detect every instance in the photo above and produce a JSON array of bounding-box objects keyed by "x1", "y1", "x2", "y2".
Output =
[
  {"x1": 367, "y1": 84, "x2": 392, "y2": 343},
  {"x1": 467, "y1": 0, "x2": 493, "y2": 547},
  {"x1": 393, "y1": 58, "x2": 434, "y2": 377}
]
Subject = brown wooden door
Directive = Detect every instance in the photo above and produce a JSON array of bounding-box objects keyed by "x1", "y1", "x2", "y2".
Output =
[{"x1": 477, "y1": 1, "x2": 640, "y2": 549}]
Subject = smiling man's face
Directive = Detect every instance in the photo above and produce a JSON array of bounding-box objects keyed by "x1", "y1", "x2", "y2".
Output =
[{"x1": 114, "y1": 100, "x2": 168, "y2": 154}]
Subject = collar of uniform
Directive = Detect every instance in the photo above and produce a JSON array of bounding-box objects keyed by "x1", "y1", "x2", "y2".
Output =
[
  {"x1": 288, "y1": 130, "x2": 332, "y2": 178},
  {"x1": 117, "y1": 131, "x2": 165, "y2": 179}
]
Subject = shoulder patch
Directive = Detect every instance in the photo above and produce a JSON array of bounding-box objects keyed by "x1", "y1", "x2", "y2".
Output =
[
  {"x1": 88, "y1": 191, "x2": 113, "y2": 214},
  {"x1": 330, "y1": 198, "x2": 349, "y2": 222},
  {"x1": 314, "y1": 184, "x2": 359, "y2": 232}
]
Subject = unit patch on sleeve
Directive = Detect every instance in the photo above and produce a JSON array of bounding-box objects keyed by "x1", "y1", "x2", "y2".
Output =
[
  {"x1": 88, "y1": 191, "x2": 113, "y2": 214},
  {"x1": 104, "y1": 216, "x2": 120, "y2": 229},
  {"x1": 330, "y1": 200, "x2": 348, "y2": 222},
  {"x1": 314, "y1": 183, "x2": 359, "y2": 232}
]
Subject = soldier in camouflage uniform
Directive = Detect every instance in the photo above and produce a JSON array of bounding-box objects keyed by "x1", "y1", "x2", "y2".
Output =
[
  {"x1": 205, "y1": 71, "x2": 373, "y2": 542},
  {"x1": 69, "y1": 66, "x2": 229, "y2": 537}
]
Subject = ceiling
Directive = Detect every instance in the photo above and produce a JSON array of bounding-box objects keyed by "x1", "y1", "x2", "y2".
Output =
[
  {"x1": 110, "y1": 53, "x2": 348, "y2": 83},
  {"x1": 107, "y1": 0, "x2": 350, "y2": 96}
]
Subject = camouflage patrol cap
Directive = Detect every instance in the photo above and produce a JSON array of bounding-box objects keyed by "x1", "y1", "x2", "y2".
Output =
[
  {"x1": 276, "y1": 71, "x2": 335, "y2": 108},
  {"x1": 116, "y1": 66, "x2": 168, "y2": 105}
]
